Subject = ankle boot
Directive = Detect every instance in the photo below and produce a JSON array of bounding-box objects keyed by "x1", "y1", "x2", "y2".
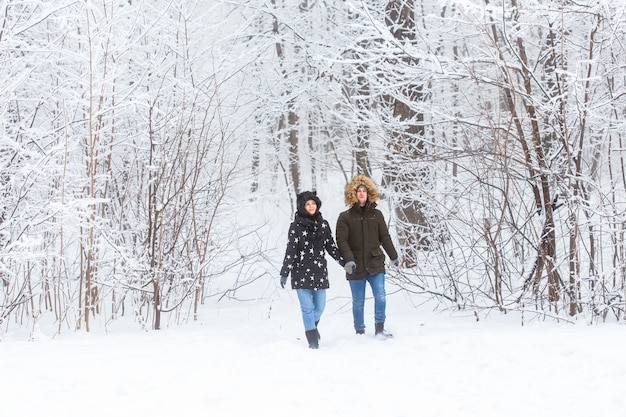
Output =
[
  {"x1": 305, "y1": 329, "x2": 319, "y2": 349},
  {"x1": 314, "y1": 320, "x2": 320, "y2": 340},
  {"x1": 375, "y1": 322, "x2": 393, "y2": 338}
]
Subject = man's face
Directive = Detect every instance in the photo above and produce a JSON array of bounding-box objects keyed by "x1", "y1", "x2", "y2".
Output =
[{"x1": 356, "y1": 187, "x2": 368, "y2": 206}]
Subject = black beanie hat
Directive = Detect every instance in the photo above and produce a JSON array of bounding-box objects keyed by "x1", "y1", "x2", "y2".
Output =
[{"x1": 296, "y1": 190, "x2": 321, "y2": 217}]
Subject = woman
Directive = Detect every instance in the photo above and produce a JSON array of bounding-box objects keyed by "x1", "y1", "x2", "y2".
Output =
[{"x1": 280, "y1": 191, "x2": 344, "y2": 349}]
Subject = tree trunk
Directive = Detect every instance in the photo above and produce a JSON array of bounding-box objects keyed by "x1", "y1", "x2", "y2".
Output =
[{"x1": 383, "y1": 0, "x2": 430, "y2": 267}]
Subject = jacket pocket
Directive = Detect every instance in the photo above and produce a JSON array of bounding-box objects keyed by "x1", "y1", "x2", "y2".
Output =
[{"x1": 370, "y1": 247, "x2": 384, "y2": 268}]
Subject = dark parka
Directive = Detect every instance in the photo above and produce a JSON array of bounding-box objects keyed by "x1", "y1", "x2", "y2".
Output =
[
  {"x1": 336, "y1": 175, "x2": 398, "y2": 280},
  {"x1": 280, "y1": 191, "x2": 344, "y2": 290}
]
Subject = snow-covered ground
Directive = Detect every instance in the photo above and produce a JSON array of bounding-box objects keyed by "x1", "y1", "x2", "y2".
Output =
[{"x1": 1, "y1": 281, "x2": 624, "y2": 417}]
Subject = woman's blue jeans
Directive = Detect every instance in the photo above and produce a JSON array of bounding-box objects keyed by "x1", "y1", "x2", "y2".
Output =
[
  {"x1": 348, "y1": 272, "x2": 386, "y2": 332},
  {"x1": 296, "y1": 288, "x2": 326, "y2": 331}
]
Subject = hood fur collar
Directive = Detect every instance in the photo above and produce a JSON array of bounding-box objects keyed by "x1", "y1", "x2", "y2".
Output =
[{"x1": 344, "y1": 175, "x2": 379, "y2": 206}]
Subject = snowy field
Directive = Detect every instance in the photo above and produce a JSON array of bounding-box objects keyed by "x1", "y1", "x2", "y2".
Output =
[{"x1": 1, "y1": 282, "x2": 624, "y2": 417}]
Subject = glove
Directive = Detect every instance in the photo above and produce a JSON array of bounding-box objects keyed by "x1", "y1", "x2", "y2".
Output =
[
  {"x1": 280, "y1": 275, "x2": 288, "y2": 288},
  {"x1": 390, "y1": 258, "x2": 400, "y2": 267},
  {"x1": 344, "y1": 261, "x2": 356, "y2": 274}
]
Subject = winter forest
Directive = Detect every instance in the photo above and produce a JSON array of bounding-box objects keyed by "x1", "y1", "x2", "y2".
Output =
[{"x1": 1, "y1": 0, "x2": 626, "y2": 338}]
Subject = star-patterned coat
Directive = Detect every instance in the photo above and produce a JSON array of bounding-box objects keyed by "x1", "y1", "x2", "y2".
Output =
[{"x1": 280, "y1": 211, "x2": 344, "y2": 290}]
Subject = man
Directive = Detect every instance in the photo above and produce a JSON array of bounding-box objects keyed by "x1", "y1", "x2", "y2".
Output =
[{"x1": 336, "y1": 174, "x2": 399, "y2": 337}]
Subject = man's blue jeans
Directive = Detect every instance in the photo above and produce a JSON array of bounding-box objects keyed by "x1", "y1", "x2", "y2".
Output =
[
  {"x1": 348, "y1": 272, "x2": 386, "y2": 332},
  {"x1": 296, "y1": 288, "x2": 326, "y2": 331}
]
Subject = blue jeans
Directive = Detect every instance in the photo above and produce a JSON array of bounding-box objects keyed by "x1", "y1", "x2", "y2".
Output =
[
  {"x1": 348, "y1": 273, "x2": 386, "y2": 331},
  {"x1": 296, "y1": 288, "x2": 326, "y2": 331}
]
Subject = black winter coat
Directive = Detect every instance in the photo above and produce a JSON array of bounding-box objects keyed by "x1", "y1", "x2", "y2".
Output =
[
  {"x1": 336, "y1": 202, "x2": 398, "y2": 280},
  {"x1": 280, "y1": 212, "x2": 344, "y2": 289}
]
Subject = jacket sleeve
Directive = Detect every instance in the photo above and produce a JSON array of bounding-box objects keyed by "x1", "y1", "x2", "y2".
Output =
[
  {"x1": 280, "y1": 222, "x2": 299, "y2": 277},
  {"x1": 323, "y1": 220, "x2": 345, "y2": 266},
  {"x1": 335, "y1": 212, "x2": 354, "y2": 262},
  {"x1": 377, "y1": 211, "x2": 398, "y2": 261}
]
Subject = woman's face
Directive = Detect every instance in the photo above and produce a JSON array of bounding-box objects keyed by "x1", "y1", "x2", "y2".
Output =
[{"x1": 304, "y1": 199, "x2": 317, "y2": 215}]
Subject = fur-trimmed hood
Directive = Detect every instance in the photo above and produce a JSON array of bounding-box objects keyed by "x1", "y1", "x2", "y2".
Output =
[{"x1": 344, "y1": 175, "x2": 379, "y2": 206}]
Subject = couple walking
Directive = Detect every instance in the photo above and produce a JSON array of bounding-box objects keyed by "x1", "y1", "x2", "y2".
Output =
[{"x1": 279, "y1": 175, "x2": 399, "y2": 349}]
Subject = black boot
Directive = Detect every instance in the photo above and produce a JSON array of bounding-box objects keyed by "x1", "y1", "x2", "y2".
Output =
[
  {"x1": 375, "y1": 322, "x2": 393, "y2": 338},
  {"x1": 315, "y1": 320, "x2": 320, "y2": 341},
  {"x1": 305, "y1": 329, "x2": 319, "y2": 349}
]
